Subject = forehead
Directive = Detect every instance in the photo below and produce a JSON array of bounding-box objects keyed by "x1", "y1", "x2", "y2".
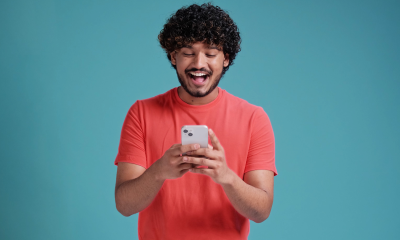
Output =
[{"x1": 181, "y1": 42, "x2": 222, "y2": 51}]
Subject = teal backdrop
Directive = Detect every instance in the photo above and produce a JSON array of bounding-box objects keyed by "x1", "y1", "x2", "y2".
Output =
[{"x1": 1, "y1": 0, "x2": 399, "y2": 239}]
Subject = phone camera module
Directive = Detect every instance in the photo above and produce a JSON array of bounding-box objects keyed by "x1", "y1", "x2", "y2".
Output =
[
  {"x1": 183, "y1": 129, "x2": 188, "y2": 133},
  {"x1": 188, "y1": 133, "x2": 193, "y2": 136}
]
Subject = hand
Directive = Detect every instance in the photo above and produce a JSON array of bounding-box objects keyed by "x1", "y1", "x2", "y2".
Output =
[
  {"x1": 153, "y1": 143, "x2": 200, "y2": 181},
  {"x1": 183, "y1": 129, "x2": 234, "y2": 185}
]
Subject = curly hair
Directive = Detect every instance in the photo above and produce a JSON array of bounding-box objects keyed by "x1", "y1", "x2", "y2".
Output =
[{"x1": 158, "y1": 3, "x2": 241, "y2": 75}]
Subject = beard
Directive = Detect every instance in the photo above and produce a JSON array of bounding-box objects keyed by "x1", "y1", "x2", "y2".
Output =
[{"x1": 176, "y1": 69, "x2": 223, "y2": 98}]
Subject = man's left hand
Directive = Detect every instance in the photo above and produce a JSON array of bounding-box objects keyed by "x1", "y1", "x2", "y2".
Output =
[{"x1": 182, "y1": 128, "x2": 235, "y2": 185}]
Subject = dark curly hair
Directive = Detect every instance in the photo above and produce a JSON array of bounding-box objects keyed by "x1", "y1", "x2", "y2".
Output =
[{"x1": 158, "y1": 3, "x2": 241, "y2": 75}]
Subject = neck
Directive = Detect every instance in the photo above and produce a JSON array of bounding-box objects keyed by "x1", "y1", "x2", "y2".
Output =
[{"x1": 177, "y1": 87, "x2": 219, "y2": 105}]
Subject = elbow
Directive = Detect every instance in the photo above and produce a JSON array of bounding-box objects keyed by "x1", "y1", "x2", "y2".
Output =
[
  {"x1": 117, "y1": 209, "x2": 132, "y2": 217},
  {"x1": 115, "y1": 202, "x2": 130, "y2": 217},
  {"x1": 253, "y1": 197, "x2": 273, "y2": 223},
  {"x1": 115, "y1": 186, "x2": 137, "y2": 217},
  {"x1": 252, "y1": 210, "x2": 271, "y2": 223},
  {"x1": 253, "y1": 215, "x2": 269, "y2": 223},
  {"x1": 120, "y1": 212, "x2": 134, "y2": 217},
  {"x1": 116, "y1": 203, "x2": 136, "y2": 217},
  {"x1": 115, "y1": 198, "x2": 137, "y2": 217}
]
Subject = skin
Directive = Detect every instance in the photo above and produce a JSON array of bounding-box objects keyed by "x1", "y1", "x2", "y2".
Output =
[
  {"x1": 115, "y1": 42, "x2": 274, "y2": 223},
  {"x1": 170, "y1": 42, "x2": 229, "y2": 105},
  {"x1": 115, "y1": 143, "x2": 199, "y2": 216}
]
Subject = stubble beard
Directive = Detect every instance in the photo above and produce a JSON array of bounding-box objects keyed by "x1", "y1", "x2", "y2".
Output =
[{"x1": 176, "y1": 71, "x2": 223, "y2": 98}]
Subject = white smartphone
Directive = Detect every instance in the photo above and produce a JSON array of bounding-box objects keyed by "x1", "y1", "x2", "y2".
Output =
[{"x1": 181, "y1": 125, "x2": 208, "y2": 148}]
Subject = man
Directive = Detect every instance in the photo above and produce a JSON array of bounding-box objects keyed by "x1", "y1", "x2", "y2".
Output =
[{"x1": 114, "y1": 3, "x2": 277, "y2": 240}]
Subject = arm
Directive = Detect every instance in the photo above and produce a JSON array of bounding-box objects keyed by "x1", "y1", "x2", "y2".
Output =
[
  {"x1": 115, "y1": 162, "x2": 163, "y2": 217},
  {"x1": 221, "y1": 169, "x2": 274, "y2": 223},
  {"x1": 115, "y1": 143, "x2": 200, "y2": 216},
  {"x1": 185, "y1": 129, "x2": 274, "y2": 223}
]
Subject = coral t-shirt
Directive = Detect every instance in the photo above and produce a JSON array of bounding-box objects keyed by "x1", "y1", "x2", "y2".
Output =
[{"x1": 115, "y1": 87, "x2": 277, "y2": 240}]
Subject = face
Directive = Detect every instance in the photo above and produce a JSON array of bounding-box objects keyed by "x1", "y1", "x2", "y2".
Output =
[{"x1": 170, "y1": 42, "x2": 229, "y2": 98}]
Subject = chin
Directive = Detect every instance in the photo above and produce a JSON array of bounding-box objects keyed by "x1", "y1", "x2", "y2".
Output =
[
  {"x1": 177, "y1": 71, "x2": 222, "y2": 98},
  {"x1": 185, "y1": 87, "x2": 210, "y2": 98}
]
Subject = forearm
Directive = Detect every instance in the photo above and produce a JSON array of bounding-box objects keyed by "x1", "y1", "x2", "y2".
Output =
[
  {"x1": 221, "y1": 171, "x2": 273, "y2": 223},
  {"x1": 115, "y1": 163, "x2": 164, "y2": 216}
]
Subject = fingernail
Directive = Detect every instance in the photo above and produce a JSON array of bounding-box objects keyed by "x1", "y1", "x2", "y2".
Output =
[
  {"x1": 194, "y1": 144, "x2": 200, "y2": 149},
  {"x1": 183, "y1": 157, "x2": 187, "y2": 162}
]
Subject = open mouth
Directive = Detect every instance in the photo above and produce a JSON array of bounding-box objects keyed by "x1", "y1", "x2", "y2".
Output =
[{"x1": 188, "y1": 72, "x2": 210, "y2": 85}]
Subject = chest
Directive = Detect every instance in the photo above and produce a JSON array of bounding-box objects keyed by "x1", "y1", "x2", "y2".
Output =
[{"x1": 142, "y1": 106, "x2": 253, "y2": 176}]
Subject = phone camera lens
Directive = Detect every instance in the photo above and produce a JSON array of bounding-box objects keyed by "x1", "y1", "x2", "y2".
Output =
[
  {"x1": 183, "y1": 129, "x2": 188, "y2": 133},
  {"x1": 188, "y1": 133, "x2": 193, "y2": 136}
]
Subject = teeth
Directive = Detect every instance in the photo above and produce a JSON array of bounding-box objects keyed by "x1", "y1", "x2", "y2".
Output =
[{"x1": 190, "y1": 72, "x2": 207, "y2": 76}]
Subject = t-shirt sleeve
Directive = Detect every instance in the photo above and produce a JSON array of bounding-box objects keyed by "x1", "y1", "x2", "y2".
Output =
[
  {"x1": 114, "y1": 101, "x2": 147, "y2": 168},
  {"x1": 244, "y1": 107, "x2": 277, "y2": 176}
]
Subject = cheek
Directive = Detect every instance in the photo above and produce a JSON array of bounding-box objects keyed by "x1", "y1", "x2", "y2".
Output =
[
  {"x1": 214, "y1": 56, "x2": 226, "y2": 68},
  {"x1": 211, "y1": 60, "x2": 224, "y2": 71},
  {"x1": 177, "y1": 63, "x2": 187, "y2": 72},
  {"x1": 176, "y1": 58, "x2": 189, "y2": 71}
]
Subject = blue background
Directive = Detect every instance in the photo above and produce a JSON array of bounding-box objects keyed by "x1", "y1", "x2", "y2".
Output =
[{"x1": 1, "y1": 0, "x2": 399, "y2": 239}]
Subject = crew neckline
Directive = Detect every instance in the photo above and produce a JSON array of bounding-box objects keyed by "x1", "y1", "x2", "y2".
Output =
[{"x1": 172, "y1": 87, "x2": 224, "y2": 110}]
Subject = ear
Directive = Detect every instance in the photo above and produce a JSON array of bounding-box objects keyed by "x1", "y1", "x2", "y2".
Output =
[
  {"x1": 223, "y1": 53, "x2": 229, "y2": 67},
  {"x1": 170, "y1": 51, "x2": 177, "y2": 66}
]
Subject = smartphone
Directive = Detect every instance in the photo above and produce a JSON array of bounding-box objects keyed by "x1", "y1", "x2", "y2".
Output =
[{"x1": 181, "y1": 125, "x2": 208, "y2": 148}]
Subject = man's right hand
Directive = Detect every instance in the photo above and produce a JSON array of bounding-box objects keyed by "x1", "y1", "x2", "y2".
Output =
[
  {"x1": 115, "y1": 143, "x2": 201, "y2": 216},
  {"x1": 152, "y1": 143, "x2": 200, "y2": 180}
]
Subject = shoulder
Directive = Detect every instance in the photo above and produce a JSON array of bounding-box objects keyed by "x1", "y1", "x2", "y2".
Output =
[
  {"x1": 222, "y1": 89, "x2": 265, "y2": 116},
  {"x1": 132, "y1": 88, "x2": 175, "y2": 110}
]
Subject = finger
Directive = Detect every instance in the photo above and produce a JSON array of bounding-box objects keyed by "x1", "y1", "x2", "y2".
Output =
[
  {"x1": 172, "y1": 143, "x2": 200, "y2": 156},
  {"x1": 185, "y1": 144, "x2": 212, "y2": 155},
  {"x1": 178, "y1": 163, "x2": 194, "y2": 170},
  {"x1": 170, "y1": 144, "x2": 181, "y2": 149},
  {"x1": 170, "y1": 144, "x2": 184, "y2": 156},
  {"x1": 180, "y1": 169, "x2": 190, "y2": 175},
  {"x1": 189, "y1": 168, "x2": 213, "y2": 176},
  {"x1": 186, "y1": 148, "x2": 218, "y2": 159},
  {"x1": 182, "y1": 156, "x2": 218, "y2": 168},
  {"x1": 209, "y1": 128, "x2": 223, "y2": 151}
]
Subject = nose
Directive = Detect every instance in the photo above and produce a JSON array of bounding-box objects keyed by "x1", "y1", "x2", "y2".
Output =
[{"x1": 191, "y1": 53, "x2": 208, "y2": 70}]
